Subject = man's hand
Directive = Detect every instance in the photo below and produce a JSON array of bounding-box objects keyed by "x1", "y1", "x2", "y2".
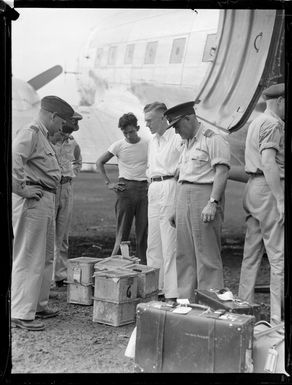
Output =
[
  {"x1": 21, "y1": 186, "x2": 43, "y2": 200},
  {"x1": 201, "y1": 201, "x2": 217, "y2": 223},
  {"x1": 169, "y1": 213, "x2": 176, "y2": 228},
  {"x1": 107, "y1": 182, "x2": 126, "y2": 192}
]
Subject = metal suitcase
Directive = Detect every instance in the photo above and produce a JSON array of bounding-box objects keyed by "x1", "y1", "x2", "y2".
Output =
[
  {"x1": 135, "y1": 301, "x2": 255, "y2": 373},
  {"x1": 194, "y1": 289, "x2": 262, "y2": 322}
]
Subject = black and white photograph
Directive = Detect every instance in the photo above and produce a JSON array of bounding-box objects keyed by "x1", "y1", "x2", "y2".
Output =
[{"x1": 3, "y1": 1, "x2": 289, "y2": 376}]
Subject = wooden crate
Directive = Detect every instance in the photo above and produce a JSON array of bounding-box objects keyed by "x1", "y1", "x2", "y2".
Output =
[
  {"x1": 93, "y1": 270, "x2": 138, "y2": 302},
  {"x1": 67, "y1": 257, "x2": 101, "y2": 285},
  {"x1": 125, "y1": 264, "x2": 159, "y2": 298},
  {"x1": 67, "y1": 282, "x2": 93, "y2": 305},
  {"x1": 92, "y1": 297, "x2": 139, "y2": 326}
]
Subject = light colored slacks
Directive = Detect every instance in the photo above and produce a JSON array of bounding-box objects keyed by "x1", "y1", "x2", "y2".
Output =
[
  {"x1": 53, "y1": 181, "x2": 73, "y2": 282},
  {"x1": 238, "y1": 176, "x2": 284, "y2": 323},
  {"x1": 176, "y1": 183, "x2": 224, "y2": 299},
  {"x1": 11, "y1": 191, "x2": 55, "y2": 320},
  {"x1": 146, "y1": 179, "x2": 178, "y2": 298}
]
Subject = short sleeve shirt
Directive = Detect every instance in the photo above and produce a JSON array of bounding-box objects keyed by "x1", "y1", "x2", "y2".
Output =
[
  {"x1": 53, "y1": 135, "x2": 82, "y2": 178},
  {"x1": 245, "y1": 109, "x2": 284, "y2": 178},
  {"x1": 12, "y1": 119, "x2": 61, "y2": 190},
  {"x1": 108, "y1": 137, "x2": 148, "y2": 180},
  {"x1": 146, "y1": 127, "x2": 183, "y2": 178},
  {"x1": 178, "y1": 123, "x2": 230, "y2": 184}
]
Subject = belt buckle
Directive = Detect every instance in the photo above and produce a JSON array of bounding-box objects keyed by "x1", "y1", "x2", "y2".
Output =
[{"x1": 160, "y1": 176, "x2": 163, "y2": 181}]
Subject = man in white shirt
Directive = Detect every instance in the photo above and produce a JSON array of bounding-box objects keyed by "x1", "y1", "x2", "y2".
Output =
[
  {"x1": 96, "y1": 113, "x2": 148, "y2": 264},
  {"x1": 144, "y1": 102, "x2": 182, "y2": 302}
]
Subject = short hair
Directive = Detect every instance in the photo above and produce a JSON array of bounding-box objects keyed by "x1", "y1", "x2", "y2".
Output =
[
  {"x1": 143, "y1": 102, "x2": 167, "y2": 114},
  {"x1": 118, "y1": 113, "x2": 138, "y2": 130}
]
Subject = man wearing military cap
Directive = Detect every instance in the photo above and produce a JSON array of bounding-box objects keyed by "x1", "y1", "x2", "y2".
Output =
[
  {"x1": 167, "y1": 101, "x2": 230, "y2": 299},
  {"x1": 11, "y1": 95, "x2": 76, "y2": 331},
  {"x1": 238, "y1": 83, "x2": 285, "y2": 325},
  {"x1": 50, "y1": 112, "x2": 83, "y2": 289}
]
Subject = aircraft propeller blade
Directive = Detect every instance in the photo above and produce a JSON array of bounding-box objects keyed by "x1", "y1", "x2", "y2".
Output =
[{"x1": 27, "y1": 65, "x2": 63, "y2": 91}]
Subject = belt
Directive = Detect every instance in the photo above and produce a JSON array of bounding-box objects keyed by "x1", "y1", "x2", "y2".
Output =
[
  {"x1": 26, "y1": 181, "x2": 56, "y2": 194},
  {"x1": 150, "y1": 175, "x2": 174, "y2": 182},
  {"x1": 119, "y1": 178, "x2": 147, "y2": 183},
  {"x1": 247, "y1": 173, "x2": 264, "y2": 178},
  {"x1": 60, "y1": 176, "x2": 72, "y2": 184}
]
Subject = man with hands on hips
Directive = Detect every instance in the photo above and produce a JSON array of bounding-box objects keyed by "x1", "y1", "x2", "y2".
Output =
[{"x1": 167, "y1": 101, "x2": 230, "y2": 300}]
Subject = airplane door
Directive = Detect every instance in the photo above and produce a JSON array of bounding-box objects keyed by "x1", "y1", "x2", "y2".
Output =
[{"x1": 195, "y1": 9, "x2": 284, "y2": 133}]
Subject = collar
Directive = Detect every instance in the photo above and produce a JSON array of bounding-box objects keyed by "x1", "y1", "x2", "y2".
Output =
[
  {"x1": 155, "y1": 127, "x2": 174, "y2": 142},
  {"x1": 264, "y1": 108, "x2": 284, "y2": 126},
  {"x1": 34, "y1": 119, "x2": 49, "y2": 137},
  {"x1": 187, "y1": 122, "x2": 203, "y2": 147}
]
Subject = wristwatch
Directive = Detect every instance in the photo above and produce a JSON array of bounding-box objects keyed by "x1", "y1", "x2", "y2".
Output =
[{"x1": 209, "y1": 197, "x2": 218, "y2": 204}]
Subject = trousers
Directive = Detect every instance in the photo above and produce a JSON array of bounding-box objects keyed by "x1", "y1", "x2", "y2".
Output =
[
  {"x1": 11, "y1": 191, "x2": 55, "y2": 320},
  {"x1": 53, "y1": 181, "x2": 73, "y2": 282},
  {"x1": 112, "y1": 179, "x2": 148, "y2": 264},
  {"x1": 176, "y1": 183, "x2": 224, "y2": 299},
  {"x1": 238, "y1": 176, "x2": 284, "y2": 323},
  {"x1": 146, "y1": 178, "x2": 178, "y2": 298}
]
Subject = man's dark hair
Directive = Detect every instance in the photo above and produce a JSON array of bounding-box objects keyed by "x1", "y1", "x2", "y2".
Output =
[
  {"x1": 118, "y1": 112, "x2": 138, "y2": 130},
  {"x1": 144, "y1": 102, "x2": 167, "y2": 114}
]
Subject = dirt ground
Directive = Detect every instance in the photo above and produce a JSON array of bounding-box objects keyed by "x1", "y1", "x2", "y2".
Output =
[{"x1": 11, "y1": 170, "x2": 271, "y2": 374}]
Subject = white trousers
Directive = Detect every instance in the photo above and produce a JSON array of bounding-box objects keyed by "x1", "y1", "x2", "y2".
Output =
[
  {"x1": 11, "y1": 191, "x2": 55, "y2": 320},
  {"x1": 146, "y1": 179, "x2": 178, "y2": 298},
  {"x1": 53, "y1": 182, "x2": 73, "y2": 282}
]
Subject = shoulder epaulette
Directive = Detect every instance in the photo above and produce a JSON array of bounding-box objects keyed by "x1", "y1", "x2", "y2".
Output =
[{"x1": 203, "y1": 128, "x2": 215, "y2": 137}]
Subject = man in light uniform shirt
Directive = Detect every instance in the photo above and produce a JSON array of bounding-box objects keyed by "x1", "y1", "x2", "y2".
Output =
[
  {"x1": 11, "y1": 96, "x2": 76, "y2": 331},
  {"x1": 97, "y1": 113, "x2": 148, "y2": 264},
  {"x1": 144, "y1": 102, "x2": 182, "y2": 302},
  {"x1": 167, "y1": 101, "x2": 230, "y2": 300},
  {"x1": 238, "y1": 83, "x2": 285, "y2": 325},
  {"x1": 51, "y1": 112, "x2": 83, "y2": 288}
]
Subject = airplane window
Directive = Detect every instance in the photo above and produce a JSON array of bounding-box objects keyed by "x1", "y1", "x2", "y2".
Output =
[
  {"x1": 95, "y1": 48, "x2": 103, "y2": 67},
  {"x1": 144, "y1": 41, "x2": 158, "y2": 64},
  {"x1": 169, "y1": 38, "x2": 186, "y2": 64},
  {"x1": 202, "y1": 34, "x2": 217, "y2": 62},
  {"x1": 124, "y1": 44, "x2": 135, "y2": 64},
  {"x1": 108, "y1": 46, "x2": 117, "y2": 65}
]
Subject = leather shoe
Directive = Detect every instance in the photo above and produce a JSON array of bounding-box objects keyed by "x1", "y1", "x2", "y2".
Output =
[
  {"x1": 36, "y1": 308, "x2": 59, "y2": 319},
  {"x1": 11, "y1": 318, "x2": 45, "y2": 331}
]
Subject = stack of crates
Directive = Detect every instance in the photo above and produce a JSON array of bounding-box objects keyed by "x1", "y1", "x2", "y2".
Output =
[
  {"x1": 124, "y1": 264, "x2": 160, "y2": 303},
  {"x1": 66, "y1": 257, "x2": 102, "y2": 305},
  {"x1": 92, "y1": 269, "x2": 139, "y2": 326}
]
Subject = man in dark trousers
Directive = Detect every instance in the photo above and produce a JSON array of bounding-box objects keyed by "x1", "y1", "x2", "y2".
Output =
[{"x1": 96, "y1": 113, "x2": 148, "y2": 264}]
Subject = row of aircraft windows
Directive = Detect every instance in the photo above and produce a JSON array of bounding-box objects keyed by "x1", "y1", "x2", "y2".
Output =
[
  {"x1": 94, "y1": 37, "x2": 187, "y2": 67},
  {"x1": 94, "y1": 34, "x2": 216, "y2": 68}
]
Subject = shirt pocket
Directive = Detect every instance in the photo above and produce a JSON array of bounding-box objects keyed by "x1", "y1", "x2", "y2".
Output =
[{"x1": 191, "y1": 149, "x2": 209, "y2": 163}]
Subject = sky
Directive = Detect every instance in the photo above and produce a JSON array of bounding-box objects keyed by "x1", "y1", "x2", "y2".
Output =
[{"x1": 12, "y1": 8, "x2": 120, "y2": 105}]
